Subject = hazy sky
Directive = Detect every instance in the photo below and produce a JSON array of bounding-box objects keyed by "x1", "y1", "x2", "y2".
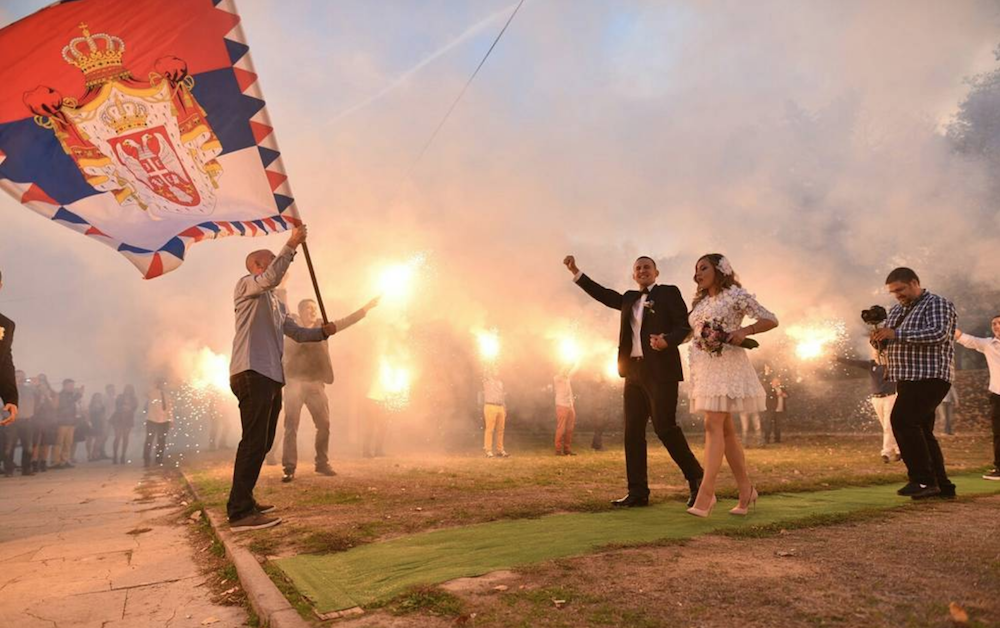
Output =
[{"x1": 2, "y1": 0, "x2": 999, "y2": 394}]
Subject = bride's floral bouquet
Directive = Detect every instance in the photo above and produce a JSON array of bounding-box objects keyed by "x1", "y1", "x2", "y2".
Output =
[{"x1": 694, "y1": 318, "x2": 759, "y2": 357}]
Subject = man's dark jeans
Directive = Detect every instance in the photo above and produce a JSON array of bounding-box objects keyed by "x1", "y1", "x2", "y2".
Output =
[
  {"x1": 2, "y1": 421, "x2": 34, "y2": 473},
  {"x1": 891, "y1": 379, "x2": 954, "y2": 490},
  {"x1": 227, "y1": 371, "x2": 283, "y2": 521},
  {"x1": 143, "y1": 421, "x2": 170, "y2": 465}
]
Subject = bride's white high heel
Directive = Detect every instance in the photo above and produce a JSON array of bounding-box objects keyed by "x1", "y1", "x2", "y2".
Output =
[
  {"x1": 686, "y1": 495, "x2": 716, "y2": 518},
  {"x1": 729, "y1": 486, "x2": 758, "y2": 516}
]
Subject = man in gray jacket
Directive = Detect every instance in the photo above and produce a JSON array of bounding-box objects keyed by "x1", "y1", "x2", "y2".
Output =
[
  {"x1": 227, "y1": 226, "x2": 337, "y2": 532},
  {"x1": 281, "y1": 296, "x2": 379, "y2": 482}
]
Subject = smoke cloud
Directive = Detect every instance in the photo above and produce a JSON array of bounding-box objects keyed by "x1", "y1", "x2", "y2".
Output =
[{"x1": 2, "y1": 0, "x2": 999, "y2": 445}]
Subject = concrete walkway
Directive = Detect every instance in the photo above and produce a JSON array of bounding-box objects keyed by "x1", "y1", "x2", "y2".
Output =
[{"x1": 0, "y1": 463, "x2": 247, "y2": 628}]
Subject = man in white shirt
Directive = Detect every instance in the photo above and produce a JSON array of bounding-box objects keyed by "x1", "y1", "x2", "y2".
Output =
[{"x1": 955, "y1": 314, "x2": 1000, "y2": 480}]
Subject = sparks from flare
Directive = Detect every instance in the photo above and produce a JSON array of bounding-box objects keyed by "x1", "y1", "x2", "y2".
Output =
[
  {"x1": 373, "y1": 252, "x2": 428, "y2": 307},
  {"x1": 605, "y1": 355, "x2": 620, "y2": 380},
  {"x1": 190, "y1": 347, "x2": 229, "y2": 392},
  {"x1": 474, "y1": 328, "x2": 501, "y2": 364},
  {"x1": 555, "y1": 335, "x2": 583, "y2": 366},
  {"x1": 373, "y1": 357, "x2": 411, "y2": 411},
  {"x1": 784, "y1": 322, "x2": 845, "y2": 361}
]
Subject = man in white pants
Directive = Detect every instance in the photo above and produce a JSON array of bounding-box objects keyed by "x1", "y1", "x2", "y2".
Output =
[
  {"x1": 838, "y1": 353, "x2": 900, "y2": 463},
  {"x1": 955, "y1": 316, "x2": 1000, "y2": 480}
]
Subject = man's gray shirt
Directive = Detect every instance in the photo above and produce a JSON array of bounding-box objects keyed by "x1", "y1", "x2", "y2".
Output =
[{"x1": 229, "y1": 245, "x2": 326, "y2": 384}]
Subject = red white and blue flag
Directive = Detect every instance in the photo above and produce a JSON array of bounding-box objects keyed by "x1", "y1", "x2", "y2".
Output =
[{"x1": 0, "y1": 0, "x2": 299, "y2": 278}]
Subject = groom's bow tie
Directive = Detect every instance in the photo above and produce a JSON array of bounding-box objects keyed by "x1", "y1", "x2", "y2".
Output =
[{"x1": 640, "y1": 288, "x2": 650, "y2": 295}]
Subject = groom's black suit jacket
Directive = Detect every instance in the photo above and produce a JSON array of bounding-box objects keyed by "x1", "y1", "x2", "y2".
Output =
[{"x1": 575, "y1": 275, "x2": 691, "y2": 381}]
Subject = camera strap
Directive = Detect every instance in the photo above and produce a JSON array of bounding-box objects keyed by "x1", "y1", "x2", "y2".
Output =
[{"x1": 891, "y1": 301, "x2": 920, "y2": 330}]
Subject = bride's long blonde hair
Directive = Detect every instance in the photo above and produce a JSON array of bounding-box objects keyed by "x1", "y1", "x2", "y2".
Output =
[{"x1": 691, "y1": 253, "x2": 742, "y2": 310}]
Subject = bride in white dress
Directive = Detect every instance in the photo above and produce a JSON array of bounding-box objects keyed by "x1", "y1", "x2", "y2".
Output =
[{"x1": 685, "y1": 254, "x2": 778, "y2": 517}]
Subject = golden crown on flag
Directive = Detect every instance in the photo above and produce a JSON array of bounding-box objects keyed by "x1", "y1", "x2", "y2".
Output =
[
  {"x1": 62, "y1": 23, "x2": 131, "y2": 88},
  {"x1": 99, "y1": 94, "x2": 148, "y2": 134}
]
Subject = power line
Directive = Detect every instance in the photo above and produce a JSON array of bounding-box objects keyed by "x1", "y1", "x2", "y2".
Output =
[{"x1": 408, "y1": 0, "x2": 526, "y2": 172}]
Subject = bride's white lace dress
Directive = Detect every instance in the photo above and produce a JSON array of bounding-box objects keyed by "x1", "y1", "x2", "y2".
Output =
[{"x1": 688, "y1": 286, "x2": 778, "y2": 413}]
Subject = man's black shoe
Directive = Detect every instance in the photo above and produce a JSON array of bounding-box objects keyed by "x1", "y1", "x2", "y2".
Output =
[
  {"x1": 935, "y1": 485, "x2": 957, "y2": 499},
  {"x1": 909, "y1": 484, "x2": 942, "y2": 500},
  {"x1": 611, "y1": 494, "x2": 649, "y2": 508},
  {"x1": 687, "y1": 477, "x2": 703, "y2": 508},
  {"x1": 230, "y1": 513, "x2": 281, "y2": 532},
  {"x1": 897, "y1": 481, "x2": 926, "y2": 496},
  {"x1": 316, "y1": 466, "x2": 337, "y2": 476},
  {"x1": 281, "y1": 470, "x2": 294, "y2": 483}
]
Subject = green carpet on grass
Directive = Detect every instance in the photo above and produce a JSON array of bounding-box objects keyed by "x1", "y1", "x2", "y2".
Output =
[{"x1": 275, "y1": 474, "x2": 1000, "y2": 613}]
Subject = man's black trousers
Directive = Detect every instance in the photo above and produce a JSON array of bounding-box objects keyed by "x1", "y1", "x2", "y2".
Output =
[
  {"x1": 227, "y1": 370, "x2": 282, "y2": 521},
  {"x1": 891, "y1": 379, "x2": 954, "y2": 489},
  {"x1": 623, "y1": 358, "x2": 702, "y2": 498}
]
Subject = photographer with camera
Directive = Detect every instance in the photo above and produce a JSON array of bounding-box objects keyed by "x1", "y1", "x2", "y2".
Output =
[{"x1": 870, "y1": 268, "x2": 957, "y2": 500}]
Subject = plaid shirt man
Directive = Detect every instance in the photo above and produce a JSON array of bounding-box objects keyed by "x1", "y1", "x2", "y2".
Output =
[{"x1": 885, "y1": 290, "x2": 956, "y2": 383}]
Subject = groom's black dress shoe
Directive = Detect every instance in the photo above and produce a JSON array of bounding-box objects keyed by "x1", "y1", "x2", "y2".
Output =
[
  {"x1": 687, "y1": 477, "x2": 703, "y2": 508},
  {"x1": 611, "y1": 494, "x2": 649, "y2": 508}
]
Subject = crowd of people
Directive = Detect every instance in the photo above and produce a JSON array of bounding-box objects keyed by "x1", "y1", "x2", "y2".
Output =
[{"x1": 0, "y1": 372, "x2": 197, "y2": 476}]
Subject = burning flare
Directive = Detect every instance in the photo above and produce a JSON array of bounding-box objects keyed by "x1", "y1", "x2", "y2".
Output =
[
  {"x1": 373, "y1": 252, "x2": 428, "y2": 307},
  {"x1": 475, "y1": 328, "x2": 501, "y2": 364},
  {"x1": 556, "y1": 335, "x2": 582, "y2": 366},
  {"x1": 784, "y1": 322, "x2": 844, "y2": 361},
  {"x1": 375, "y1": 357, "x2": 411, "y2": 411},
  {"x1": 190, "y1": 347, "x2": 229, "y2": 392}
]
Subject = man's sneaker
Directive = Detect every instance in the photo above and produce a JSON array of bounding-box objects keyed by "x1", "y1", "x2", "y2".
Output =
[
  {"x1": 254, "y1": 503, "x2": 277, "y2": 514},
  {"x1": 281, "y1": 470, "x2": 294, "y2": 483},
  {"x1": 316, "y1": 466, "x2": 337, "y2": 477},
  {"x1": 983, "y1": 469, "x2": 1000, "y2": 481},
  {"x1": 897, "y1": 482, "x2": 928, "y2": 496},
  {"x1": 937, "y1": 485, "x2": 957, "y2": 499},
  {"x1": 485, "y1": 451, "x2": 494, "y2": 458},
  {"x1": 910, "y1": 484, "x2": 942, "y2": 500},
  {"x1": 230, "y1": 513, "x2": 281, "y2": 532}
]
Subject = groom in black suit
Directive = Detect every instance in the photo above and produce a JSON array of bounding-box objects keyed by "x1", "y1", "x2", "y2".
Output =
[{"x1": 564, "y1": 255, "x2": 702, "y2": 507}]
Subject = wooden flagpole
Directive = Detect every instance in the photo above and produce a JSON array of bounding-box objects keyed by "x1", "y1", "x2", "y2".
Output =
[{"x1": 300, "y1": 242, "x2": 329, "y2": 325}]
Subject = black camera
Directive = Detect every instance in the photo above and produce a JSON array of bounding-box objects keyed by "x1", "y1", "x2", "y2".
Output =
[
  {"x1": 861, "y1": 305, "x2": 887, "y2": 325},
  {"x1": 862, "y1": 305, "x2": 889, "y2": 355}
]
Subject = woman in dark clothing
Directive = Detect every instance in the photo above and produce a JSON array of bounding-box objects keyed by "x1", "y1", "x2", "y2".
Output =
[{"x1": 110, "y1": 385, "x2": 138, "y2": 464}]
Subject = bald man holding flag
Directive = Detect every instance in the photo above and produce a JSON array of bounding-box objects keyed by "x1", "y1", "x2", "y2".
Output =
[{"x1": 227, "y1": 226, "x2": 338, "y2": 532}]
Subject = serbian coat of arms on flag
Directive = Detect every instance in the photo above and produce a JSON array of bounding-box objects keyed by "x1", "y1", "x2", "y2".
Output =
[{"x1": 0, "y1": 0, "x2": 299, "y2": 278}]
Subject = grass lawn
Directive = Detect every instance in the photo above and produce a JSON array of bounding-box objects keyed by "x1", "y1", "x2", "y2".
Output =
[{"x1": 185, "y1": 431, "x2": 992, "y2": 558}]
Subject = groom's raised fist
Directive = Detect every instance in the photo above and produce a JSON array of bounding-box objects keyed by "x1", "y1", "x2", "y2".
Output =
[{"x1": 563, "y1": 255, "x2": 579, "y2": 275}]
